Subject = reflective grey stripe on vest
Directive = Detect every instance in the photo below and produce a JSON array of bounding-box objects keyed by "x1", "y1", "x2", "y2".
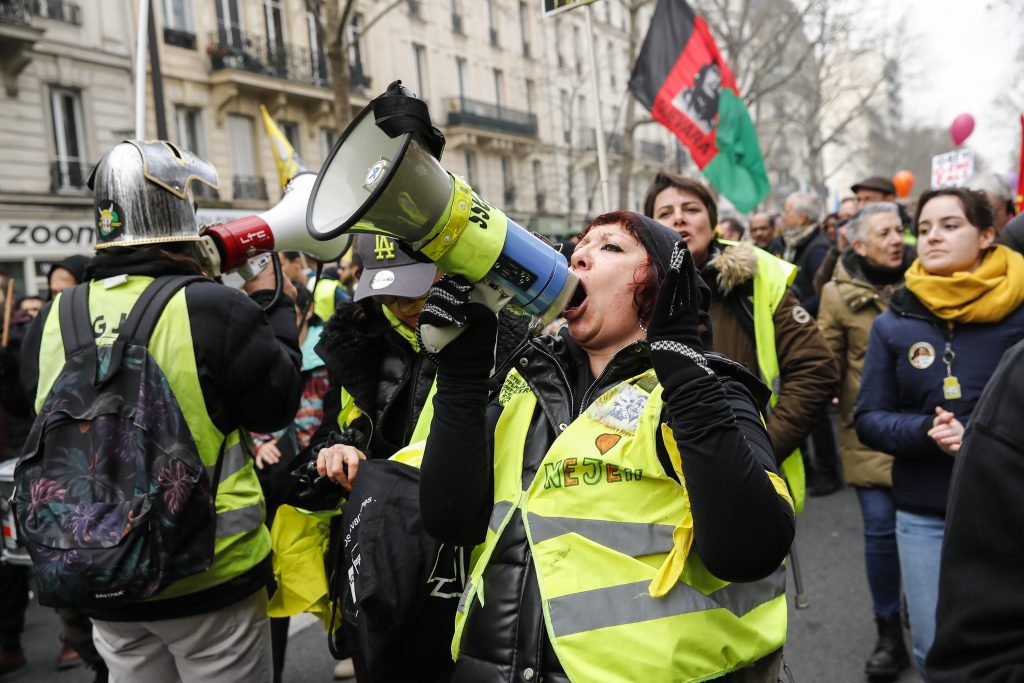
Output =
[
  {"x1": 215, "y1": 502, "x2": 265, "y2": 539},
  {"x1": 205, "y1": 440, "x2": 250, "y2": 485},
  {"x1": 488, "y1": 500, "x2": 514, "y2": 534},
  {"x1": 547, "y1": 565, "x2": 786, "y2": 638},
  {"x1": 457, "y1": 578, "x2": 474, "y2": 615},
  {"x1": 527, "y1": 513, "x2": 675, "y2": 558}
]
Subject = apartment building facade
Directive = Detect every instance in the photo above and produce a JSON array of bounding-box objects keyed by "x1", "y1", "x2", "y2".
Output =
[{"x1": 0, "y1": 0, "x2": 682, "y2": 294}]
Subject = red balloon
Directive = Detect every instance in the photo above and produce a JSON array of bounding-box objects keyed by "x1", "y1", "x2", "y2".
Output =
[
  {"x1": 950, "y1": 114, "x2": 975, "y2": 146},
  {"x1": 893, "y1": 170, "x2": 914, "y2": 198}
]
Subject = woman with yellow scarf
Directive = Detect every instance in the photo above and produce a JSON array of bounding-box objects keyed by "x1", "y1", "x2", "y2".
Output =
[{"x1": 854, "y1": 187, "x2": 1024, "y2": 677}]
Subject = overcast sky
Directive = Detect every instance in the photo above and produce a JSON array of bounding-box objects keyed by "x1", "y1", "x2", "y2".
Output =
[{"x1": 900, "y1": 0, "x2": 1021, "y2": 174}]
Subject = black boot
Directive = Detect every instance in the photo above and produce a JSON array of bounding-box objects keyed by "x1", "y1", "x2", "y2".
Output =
[{"x1": 865, "y1": 614, "x2": 909, "y2": 681}]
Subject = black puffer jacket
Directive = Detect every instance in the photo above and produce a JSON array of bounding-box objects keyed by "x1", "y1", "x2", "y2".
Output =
[
  {"x1": 313, "y1": 300, "x2": 436, "y2": 460},
  {"x1": 422, "y1": 332, "x2": 794, "y2": 683}
]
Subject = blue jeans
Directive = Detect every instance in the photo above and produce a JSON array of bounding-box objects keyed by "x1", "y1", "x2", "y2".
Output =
[
  {"x1": 854, "y1": 486, "x2": 901, "y2": 618},
  {"x1": 896, "y1": 509, "x2": 944, "y2": 677}
]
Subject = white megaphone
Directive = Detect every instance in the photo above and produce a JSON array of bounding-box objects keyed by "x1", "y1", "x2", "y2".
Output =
[
  {"x1": 306, "y1": 82, "x2": 578, "y2": 351},
  {"x1": 198, "y1": 172, "x2": 351, "y2": 279}
]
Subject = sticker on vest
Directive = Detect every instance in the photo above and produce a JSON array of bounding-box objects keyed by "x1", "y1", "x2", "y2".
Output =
[
  {"x1": 585, "y1": 383, "x2": 649, "y2": 433},
  {"x1": 908, "y1": 342, "x2": 935, "y2": 369},
  {"x1": 498, "y1": 371, "x2": 532, "y2": 407}
]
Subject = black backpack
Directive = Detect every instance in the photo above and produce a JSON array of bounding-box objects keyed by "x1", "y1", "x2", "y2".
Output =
[{"x1": 14, "y1": 275, "x2": 224, "y2": 608}]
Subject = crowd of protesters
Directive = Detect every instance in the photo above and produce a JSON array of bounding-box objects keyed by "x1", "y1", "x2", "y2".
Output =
[{"x1": 0, "y1": 136, "x2": 1022, "y2": 683}]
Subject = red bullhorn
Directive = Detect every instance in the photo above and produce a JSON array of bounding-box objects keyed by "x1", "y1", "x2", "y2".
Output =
[{"x1": 198, "y1": 173, "x2": 351, "y2": 277}]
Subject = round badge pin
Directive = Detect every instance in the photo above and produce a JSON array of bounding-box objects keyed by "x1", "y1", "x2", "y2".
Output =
[
  {"x1": 370, "y1": 270, "x2": 395, "y2": 290},
  {"x1": 908, "y1": 342, "x2": 936, "y2": 369}
]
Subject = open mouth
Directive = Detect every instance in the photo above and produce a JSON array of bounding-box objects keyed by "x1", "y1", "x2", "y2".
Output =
[{"x1": 564, "y1": 282, "x2": 587, "y2": 312}]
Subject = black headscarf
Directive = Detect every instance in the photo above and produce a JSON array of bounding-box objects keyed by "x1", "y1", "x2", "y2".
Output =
[
  {"x1": 47, "y1": 254, "x2": 91, "y2": 298},
  {"x1": 623, "y1": 211, "x2": 712, "y2": 314}
]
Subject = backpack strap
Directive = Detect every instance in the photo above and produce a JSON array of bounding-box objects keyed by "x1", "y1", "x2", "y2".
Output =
[
  {"x1": 57, "y1": 283, "x2": 96, "y2": 360},
  {"x1": 98, "y1": 275, "x2": 210, "y2": 387}
]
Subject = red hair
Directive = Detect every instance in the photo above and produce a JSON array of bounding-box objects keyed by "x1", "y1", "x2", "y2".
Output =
[{"x1": 578, "y1": 211, "x2": 663, "y2": 326}]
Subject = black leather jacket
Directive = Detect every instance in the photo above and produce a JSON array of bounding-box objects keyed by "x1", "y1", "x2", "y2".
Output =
[{"x1": 430, "y1": 332, "x2": 787, "y2": 683}]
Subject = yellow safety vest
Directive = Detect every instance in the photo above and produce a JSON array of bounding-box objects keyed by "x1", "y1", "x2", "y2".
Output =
[
  {"x1": 453, "y1": 368, "x2": 789, "y2": 682},
  {"x1": 313, "y1": 278, "x2": 342, "y2": 321},
  {"x1": 34, "y1": 277, "x2": 270, "y2": 600},
  {"x1": 719, "y1": 239, "x2": 806, "y2": 513}
]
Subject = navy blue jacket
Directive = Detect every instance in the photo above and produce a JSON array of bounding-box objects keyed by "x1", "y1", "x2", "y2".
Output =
[{"x1": 855, "y1": 288, "x2": 1024, "y2": 517}]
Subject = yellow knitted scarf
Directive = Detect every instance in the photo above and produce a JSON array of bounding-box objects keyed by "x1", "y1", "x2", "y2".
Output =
[{"x1": 905, "y1": 245, "x2": 1024, "y2": 323}]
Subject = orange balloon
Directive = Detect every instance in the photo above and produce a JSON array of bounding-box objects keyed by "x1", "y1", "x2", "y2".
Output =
[{"x1": 893, "y1": 170, "x2": 914, "y2": 198}]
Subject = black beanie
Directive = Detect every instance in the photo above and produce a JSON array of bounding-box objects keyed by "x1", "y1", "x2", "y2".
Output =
[
  {"x1": 624, "y1": 212, "x2": 711, "y2": 313},
  {"x1": 48, "y1": 254, "x2": 91, "y2": 294}
]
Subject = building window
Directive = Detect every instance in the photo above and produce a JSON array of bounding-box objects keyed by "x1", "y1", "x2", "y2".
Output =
[
  {"x1": 175, "y1": 106, "x2": 206, "y2": 156},
  {"x1": 608, "y1": 41, "x2": 616, "y2": 89},
  {"x1": 280, "y1": 121, "x2": 301, "y2": 157},
  {"x1": 307, "y1": 11, "x2": 329, "y2": 85},
  {"x1": 573, "y1": 25, "x2": 582, "y2": 77},
  {"x1": 228, "y1": 114, "x2": 267, "y2": 200},
  {"x1": 413, "y1": 44, "x2": 428, "y2": 99},
  {"x1": 215, "y1": 0, "x2": 242, "y2": 47},
  {"x1": 532, "y1": 159, "x2": 544, "y2": 210},
  {"x1": 463, "y1": 150, "x2": 476, "y2": 187},
  {"x1": 348, "y1": 13, "x2": 365, "y2": 79},
  {"x1": 319, "y1": 128, "x2": 338, "y2": 161},
  {"x1": 162, "y1": 0, "x2": 195, "y2": 48},
  {"x1": 450, "y1": 0, "x2": 462, "y2": 33},
  {"x1": 49, "y1": 87, "x2": 87, "y2": 192},
  {"x1": 486, "y1": 0, "x2": 497, "y2": 46},
  {"x1": 555, "y1": 24, "x2": 564, "y2": 68},
  {"x1": 525, "y1": 79, "x2": 535, "y2": 115},
  {"x1": 519, "y1": 2, "x2": 529, "y2": 57},
  {"x1": 407, "y1": 0, "x2": 422, "y2": 19},
  {"x1": 493, "y1": 69, "x2": 504, "y2": 110},
  {"x1": 560, "y1": 88, "x2": 570, "y2": 144},
  {"x1": 501, "y1": 156, "x2": 515, "y2": 205},
  {"x1": 456, "y1": 58, "x2": 468, "y2": 99}
]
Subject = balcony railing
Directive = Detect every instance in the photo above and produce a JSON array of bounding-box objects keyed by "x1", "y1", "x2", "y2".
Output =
[
  {"x1": 31, "y1": 0, "x2": 81, "y2": 25},
  {"x1": 163, "y1": 27, "x2": 196, "y2": 49},
  {"x1": 208, "y1": 30, "x2": 330, "y2": 88},
  {"x1": 50, "y1": 160, "x2": 89, "y2": 192},
  {"x1": 233, "y1": 175, "x2": 268, "y2": 201},
  {"x1": 0, "y1": 0, "x2": 31, "y2": 25},
  {"x1": 447, "y1": 96, "x2": 537, "y2": 138}
]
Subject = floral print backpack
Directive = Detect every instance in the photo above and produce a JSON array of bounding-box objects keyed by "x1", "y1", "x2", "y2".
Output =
[{"x1": 14, "y1": 275, "x2": 223, "y2": 607}]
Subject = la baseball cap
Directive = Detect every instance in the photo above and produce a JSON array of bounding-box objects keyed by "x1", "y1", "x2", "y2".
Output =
[{"x1": 353, "y1": 235, "x2": 437, "y2": 302}]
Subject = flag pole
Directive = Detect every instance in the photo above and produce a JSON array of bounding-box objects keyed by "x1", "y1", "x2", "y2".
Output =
[
  {"x1": 133, "y1": 0, "x2": 150, "y2": 139},
  {"x1": 584, "y1": 4, "x2": 611, "y2": 213}
]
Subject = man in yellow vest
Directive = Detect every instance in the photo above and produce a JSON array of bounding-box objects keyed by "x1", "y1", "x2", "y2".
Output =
[
  {"x1": 644, "y1": 172, "x2": 839, "y2": 507},
  {"x1": 20, "y1": 141, "x2": 303, "y2": 682}
]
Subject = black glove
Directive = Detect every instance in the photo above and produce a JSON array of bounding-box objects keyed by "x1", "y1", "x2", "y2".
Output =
[
  {"x1": 417, "y1": 276, "x2": 498, "y2": 381},
  {"x1": 647, "y1": 242, "x2": 714, "y2": 395}
]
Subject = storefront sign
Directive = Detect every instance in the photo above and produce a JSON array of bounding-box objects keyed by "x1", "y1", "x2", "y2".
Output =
[{"x1": 1, "y1": 220, "x2": 95, "y2": 255}]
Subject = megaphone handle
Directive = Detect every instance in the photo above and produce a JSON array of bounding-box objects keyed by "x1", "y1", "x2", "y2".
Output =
[{"x1": 419, "y1": 280, "x2": 512, "y2": 355}]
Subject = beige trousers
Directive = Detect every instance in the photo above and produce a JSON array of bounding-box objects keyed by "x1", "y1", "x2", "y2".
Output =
[{"x1": 91, "y1": 589, "x2": 272, "y2": 683}]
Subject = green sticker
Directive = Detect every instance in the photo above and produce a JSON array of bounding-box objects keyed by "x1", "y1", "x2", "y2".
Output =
[{"x1": 96, "y1": 200, "x2": 124, "y2": 240}]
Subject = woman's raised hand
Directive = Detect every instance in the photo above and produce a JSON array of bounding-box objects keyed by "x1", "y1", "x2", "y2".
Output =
[
  {"x1": 647, "y1": 243, "x2": 712, "y2": 392},
  {"x1": 417, "y1": 275, "x2": 498, "y2": 381}
]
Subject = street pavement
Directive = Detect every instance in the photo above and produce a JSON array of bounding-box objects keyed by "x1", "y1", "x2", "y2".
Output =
[{"x1": 6, "y1": 486, "x2": 923, "y2": 683}]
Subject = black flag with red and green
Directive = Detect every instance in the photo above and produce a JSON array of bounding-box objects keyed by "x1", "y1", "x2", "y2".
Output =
[{"x1": 629, "y1": 0, "x2": 770, "y2": 212}]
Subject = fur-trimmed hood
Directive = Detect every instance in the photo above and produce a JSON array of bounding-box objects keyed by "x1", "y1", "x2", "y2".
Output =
[{"x1": 705, "y1": 240, "x2": 758, "y2": 296}]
